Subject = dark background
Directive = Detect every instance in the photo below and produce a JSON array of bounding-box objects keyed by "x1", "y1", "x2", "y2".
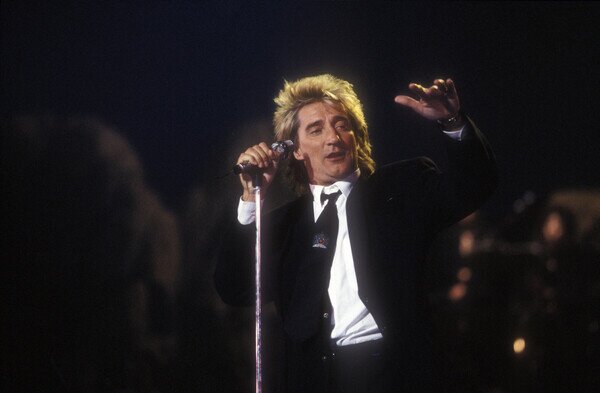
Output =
[
  {"x1": 2, "y1": 2, "x2": 600, "y2": 392},
  {"x1": 3, "y1": 2, "x2": 599, "y2": 214}
]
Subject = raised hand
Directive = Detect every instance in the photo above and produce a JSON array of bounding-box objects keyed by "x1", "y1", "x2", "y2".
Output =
[{"x1": 394, "y1": 78, "x2": 463, "y2": 129}]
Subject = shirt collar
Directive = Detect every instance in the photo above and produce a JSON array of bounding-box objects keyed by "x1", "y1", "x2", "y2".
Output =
[{"x1": 309, "y1": 168, "x2": 361, "y2": 202}]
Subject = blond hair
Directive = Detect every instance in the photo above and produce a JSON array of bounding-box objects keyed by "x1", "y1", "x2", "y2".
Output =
[{"x1": 273, "y1": 74, "x2": 375, "y2": 194}]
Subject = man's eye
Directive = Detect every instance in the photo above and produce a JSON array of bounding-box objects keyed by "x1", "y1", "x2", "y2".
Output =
[
  {"x1": 309, "y1": 128, "x2": 322, "y2": 135},
  {"x1": 335, "y1": 123, "x2": 349, "y2": 131}
]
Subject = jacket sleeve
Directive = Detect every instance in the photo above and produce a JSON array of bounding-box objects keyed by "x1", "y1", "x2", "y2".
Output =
[
  {"x1": 213, "y1": 198, "x2": 298, "y2": 307},
  {"x1": 213, "y1": 214, "x2": 257, "y2": 307},
  {"x1": 426, "y1": 115, "x2": 498, "y2": 231}
]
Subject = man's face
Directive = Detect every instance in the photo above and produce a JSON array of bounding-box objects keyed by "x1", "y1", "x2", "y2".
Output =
[{"x1": 293, "y1": 101, "x2": 358, "y2": 186}]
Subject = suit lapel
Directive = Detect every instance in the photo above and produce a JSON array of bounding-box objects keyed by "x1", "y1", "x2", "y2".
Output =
[
  {"x1": 346, "y1": 176, "x2": 372, "y2": 296},
  {"x1": 286, "y1": 194, "x2": 314, "y2": 271},
  {"x1": 281, "y1": 195, "x2": 324, "y2": 342}
]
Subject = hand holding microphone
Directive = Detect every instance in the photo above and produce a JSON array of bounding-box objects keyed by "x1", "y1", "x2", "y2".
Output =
[
  {"x1": 235, "y1": 140, "x2": 294, "y2": 202},
  {"x1": 234, "y1": 140, "x2": 294, "y2": 175}
]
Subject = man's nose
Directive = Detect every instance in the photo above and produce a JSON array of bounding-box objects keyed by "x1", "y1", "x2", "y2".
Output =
[{"x1": 325, "y1": 126, "x2": 341, "y2": 144}]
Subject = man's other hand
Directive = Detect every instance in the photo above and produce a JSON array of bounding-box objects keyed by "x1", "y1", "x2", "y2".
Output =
[{"x1": 394, "y1": 78, "x2": 464, "y2": 129}]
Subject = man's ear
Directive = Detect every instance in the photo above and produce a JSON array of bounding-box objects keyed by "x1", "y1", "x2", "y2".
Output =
[{"x1": 293, "y1": 148, "x2": 304, "y2": 161}]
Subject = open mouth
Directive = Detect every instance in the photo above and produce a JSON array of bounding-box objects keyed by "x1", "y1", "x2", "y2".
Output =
[{"x1": 325, "y1": 151, "x2": 346, "y2": 160}]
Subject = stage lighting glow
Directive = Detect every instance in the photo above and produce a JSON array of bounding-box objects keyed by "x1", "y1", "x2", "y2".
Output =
[
  {"x1": 513, "y1": 337, "x2": 526, "y2": 354},
  {"x1": 448, "y1": 282, "x2": 467, "y2": 302},
  {"x1": 457, "y1": 267, "x2": 472, "y2": 282}
]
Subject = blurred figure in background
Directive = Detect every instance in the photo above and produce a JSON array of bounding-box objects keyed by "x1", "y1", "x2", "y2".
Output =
[
  {"x1": 426, "y1": 189, "x2": 600, "y2": 393},
  {"x1": 530, "y1": 204, "x2": 600, "y2": 392},
  {"x1": 1, "y1": 116, "x2": 180, "y2": 392}
]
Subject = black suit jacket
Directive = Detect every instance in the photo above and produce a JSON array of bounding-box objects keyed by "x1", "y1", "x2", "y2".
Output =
[{"x1": 215, "y1": 117, "x2": 497, "y2": 392}]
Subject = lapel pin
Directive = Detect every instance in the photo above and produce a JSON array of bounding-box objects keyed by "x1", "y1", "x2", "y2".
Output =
[{"x1": 312, "y1": 232, "x2": 329, "y2": 249}]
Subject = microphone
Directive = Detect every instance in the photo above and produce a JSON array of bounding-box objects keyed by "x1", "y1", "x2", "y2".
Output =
[{"x1": 233, "y1": 140, "x2": 294, "y2": 175}]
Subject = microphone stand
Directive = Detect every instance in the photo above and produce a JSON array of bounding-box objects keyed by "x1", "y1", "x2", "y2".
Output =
[
  {"x1": 233, "y1": 141, "x2": 292, "y2": 393},
  {"x1": 252, "y1": 170, "x2": 263, "y2": 393}
]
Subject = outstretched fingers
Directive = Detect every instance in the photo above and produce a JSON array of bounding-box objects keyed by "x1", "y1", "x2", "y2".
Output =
[
  {"x1": 445, "y1": 78, "x2": 458, "y2": 100},
  {"x1": 394, "y1": 94, "x2": 422, "y2": 113},
  {"x1": 394, "y1": 77, "x2": 461, "y2": 120}
]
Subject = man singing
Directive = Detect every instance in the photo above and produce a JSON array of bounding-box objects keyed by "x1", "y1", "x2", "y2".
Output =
[{"x1": 215, "y1": 74, "x2": 497, "y2": 392}]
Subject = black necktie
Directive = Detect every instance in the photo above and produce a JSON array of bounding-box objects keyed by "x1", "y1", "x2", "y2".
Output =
[{"x1": 314, "y1": 190, "x2": 342, "y2": 251}]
